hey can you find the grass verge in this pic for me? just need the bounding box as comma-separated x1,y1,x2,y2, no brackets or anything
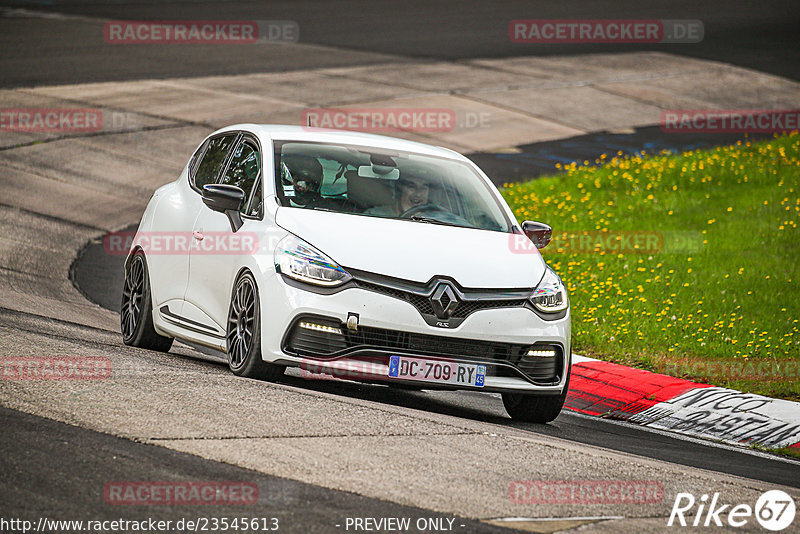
751,443,800,460
501,133,800,400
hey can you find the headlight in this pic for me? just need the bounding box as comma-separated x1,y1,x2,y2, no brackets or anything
530,268,568,313
275,235,351,287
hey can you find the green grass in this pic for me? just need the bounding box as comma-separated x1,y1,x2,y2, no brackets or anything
501,133,800,400
751,443,800,460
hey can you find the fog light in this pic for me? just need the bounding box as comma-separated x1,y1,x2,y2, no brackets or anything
298,321,343,335
526,348,557,358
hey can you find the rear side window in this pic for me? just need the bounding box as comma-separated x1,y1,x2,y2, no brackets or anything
193,134,237,190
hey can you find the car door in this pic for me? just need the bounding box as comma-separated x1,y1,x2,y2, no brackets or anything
183,134,264,337
147,132,239,319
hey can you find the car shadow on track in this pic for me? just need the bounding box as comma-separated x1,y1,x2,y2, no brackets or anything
178,342,536,427
280,370,513,424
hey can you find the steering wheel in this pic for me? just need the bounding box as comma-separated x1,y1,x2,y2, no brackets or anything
399,203,448,218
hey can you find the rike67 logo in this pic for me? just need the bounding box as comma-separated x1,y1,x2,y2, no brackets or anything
668,490,796,531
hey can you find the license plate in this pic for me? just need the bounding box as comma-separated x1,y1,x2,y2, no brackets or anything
387,356,485,387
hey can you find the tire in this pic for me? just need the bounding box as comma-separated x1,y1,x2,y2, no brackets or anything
226,272,284,381
502,362,571,423
121,251,174,352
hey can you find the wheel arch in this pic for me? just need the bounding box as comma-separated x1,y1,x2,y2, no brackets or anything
124,245,145,270
231,266,257,294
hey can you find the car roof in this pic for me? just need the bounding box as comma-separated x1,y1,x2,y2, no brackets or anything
209,124,468,162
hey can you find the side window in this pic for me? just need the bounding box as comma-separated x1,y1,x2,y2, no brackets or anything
193,134,237,190
220,139,262,216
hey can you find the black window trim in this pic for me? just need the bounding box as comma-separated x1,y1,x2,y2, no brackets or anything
188,141,206,178
189,131,241,194
214,131,265,221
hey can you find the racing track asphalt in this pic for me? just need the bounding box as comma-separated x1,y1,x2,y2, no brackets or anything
0,406,524,533
0,0,798,87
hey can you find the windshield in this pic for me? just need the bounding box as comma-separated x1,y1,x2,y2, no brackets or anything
273,141,511,232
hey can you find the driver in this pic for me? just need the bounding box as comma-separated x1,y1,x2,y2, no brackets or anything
283,155,330,209
364,173,431,216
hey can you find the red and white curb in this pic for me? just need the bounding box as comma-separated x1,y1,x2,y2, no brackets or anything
567,355,800,450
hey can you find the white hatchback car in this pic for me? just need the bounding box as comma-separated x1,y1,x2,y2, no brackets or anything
122,125,571,422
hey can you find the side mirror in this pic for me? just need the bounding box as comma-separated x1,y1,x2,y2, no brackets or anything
203,184,244,232
521,220,552,249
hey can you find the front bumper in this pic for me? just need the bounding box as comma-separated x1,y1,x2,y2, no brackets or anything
259,273,571,394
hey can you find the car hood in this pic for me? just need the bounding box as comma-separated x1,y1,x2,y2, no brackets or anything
275,208,547,288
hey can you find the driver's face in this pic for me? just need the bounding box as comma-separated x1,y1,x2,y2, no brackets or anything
293,178,317,193
398,176,429,213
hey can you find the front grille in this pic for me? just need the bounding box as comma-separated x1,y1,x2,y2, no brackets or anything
348,326,526,363
451,298,525,318
283,317,563,385
354,280,527,319
284,316,526,362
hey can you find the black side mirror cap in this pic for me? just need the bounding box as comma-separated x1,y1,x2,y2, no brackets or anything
521,220,552,249
202,184,245,232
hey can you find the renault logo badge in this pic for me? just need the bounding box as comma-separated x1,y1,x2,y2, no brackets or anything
431,283,459,319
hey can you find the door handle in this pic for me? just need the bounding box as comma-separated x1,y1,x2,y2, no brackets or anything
192,231,205,241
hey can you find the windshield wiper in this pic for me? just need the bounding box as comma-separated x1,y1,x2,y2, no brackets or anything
408,216,469,228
